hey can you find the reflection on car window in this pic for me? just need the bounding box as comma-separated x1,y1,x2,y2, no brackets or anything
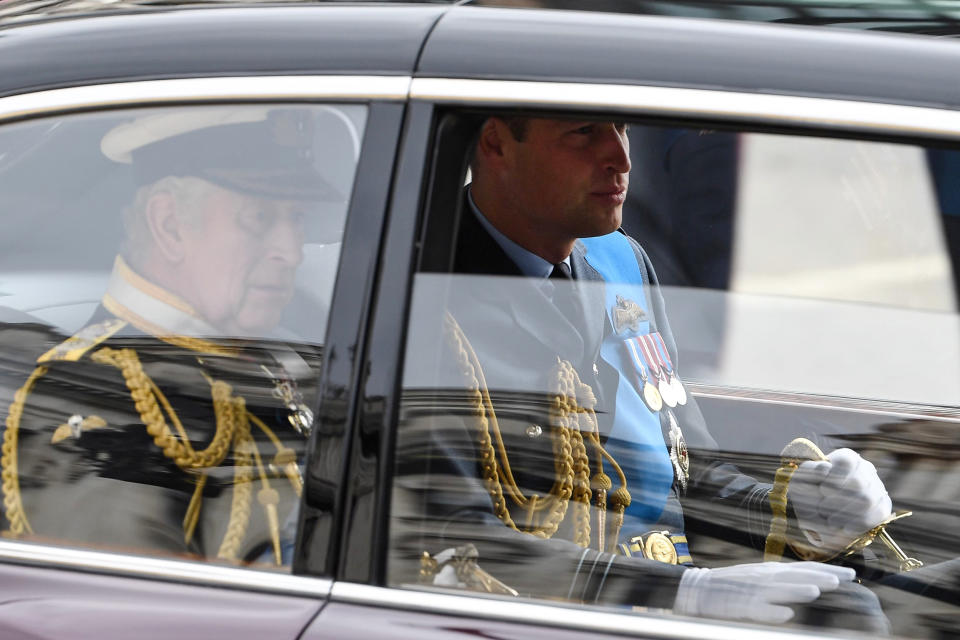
623,130,960,407
389,115,960,639
0,104,366,569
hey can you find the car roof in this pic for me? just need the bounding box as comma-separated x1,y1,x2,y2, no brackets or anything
3,0,959,35
422,5,960,111
0,0,958,113
0,4,447,97
469,0,960,37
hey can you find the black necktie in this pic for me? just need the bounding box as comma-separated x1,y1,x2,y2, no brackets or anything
549,262,580,325
549,262,572,280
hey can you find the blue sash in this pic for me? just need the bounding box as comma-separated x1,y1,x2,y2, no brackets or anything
580,232,674,535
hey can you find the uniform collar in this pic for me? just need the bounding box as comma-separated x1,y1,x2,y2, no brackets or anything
467,188,570,279
102,255,222,340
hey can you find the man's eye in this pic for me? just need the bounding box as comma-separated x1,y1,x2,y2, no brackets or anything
238,210,271,231
572,125,594,135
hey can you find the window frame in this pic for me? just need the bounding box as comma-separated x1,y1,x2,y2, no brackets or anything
346,79,960,636
0,74,407,591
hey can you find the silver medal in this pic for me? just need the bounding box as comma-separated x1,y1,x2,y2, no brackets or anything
659,377,677,408
670,375,687,406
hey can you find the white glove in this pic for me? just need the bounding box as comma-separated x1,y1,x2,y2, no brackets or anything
790,448,892,551
673,561,856,624
431,548,465,588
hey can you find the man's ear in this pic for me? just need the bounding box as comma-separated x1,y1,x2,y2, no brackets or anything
476,118,513,171
144,191,186,263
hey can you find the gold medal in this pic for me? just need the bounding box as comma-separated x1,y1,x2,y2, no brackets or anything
643,381,663,412
625,337,662,412
639,334,676,408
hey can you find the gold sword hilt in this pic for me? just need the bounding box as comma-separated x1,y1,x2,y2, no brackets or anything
877,525,923,572
419,544,519,596
781,438,922,572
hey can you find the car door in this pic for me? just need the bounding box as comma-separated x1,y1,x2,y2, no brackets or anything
0,6,437,636
305,6,960,640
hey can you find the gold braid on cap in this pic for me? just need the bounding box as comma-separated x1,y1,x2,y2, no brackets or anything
443,312,631,552
1,347,303,566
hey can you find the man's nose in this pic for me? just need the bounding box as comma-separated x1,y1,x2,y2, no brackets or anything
264,215,304,267
601,124,631,174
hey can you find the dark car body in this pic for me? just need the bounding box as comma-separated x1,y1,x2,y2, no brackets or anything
0,1,958,638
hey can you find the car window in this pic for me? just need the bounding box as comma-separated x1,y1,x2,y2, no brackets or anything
387,113,960,638
624,129,959,408
0,103,366,571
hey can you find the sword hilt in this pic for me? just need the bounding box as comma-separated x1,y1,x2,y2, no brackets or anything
419,544,519,596
876,527,924,572
780,438,922,572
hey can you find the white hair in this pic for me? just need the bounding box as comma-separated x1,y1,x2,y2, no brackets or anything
121,176,214,267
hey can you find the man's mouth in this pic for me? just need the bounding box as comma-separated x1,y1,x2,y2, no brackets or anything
591,186,627,203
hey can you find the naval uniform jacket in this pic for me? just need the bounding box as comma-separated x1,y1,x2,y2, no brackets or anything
0,272,315,563
393,201,773,608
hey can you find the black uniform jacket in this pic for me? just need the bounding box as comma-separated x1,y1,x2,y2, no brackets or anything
391,201,773,609
1,306,316,564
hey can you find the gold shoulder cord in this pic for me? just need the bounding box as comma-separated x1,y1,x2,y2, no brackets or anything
1,365,49,536
1,347,303,566
442,312,631,552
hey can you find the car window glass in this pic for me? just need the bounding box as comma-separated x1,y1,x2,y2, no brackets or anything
0,103,366,570
623,130,959,407
388,115,960,639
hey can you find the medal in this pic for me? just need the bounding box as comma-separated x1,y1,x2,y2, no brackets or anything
262,365,314,437
646,334,679,408
612,295,646,334
659,378,676,409
671,377,687,406
653,333,687,406
639,335,676,408
643,383,664,413
623,338,662,412
666,410,690,492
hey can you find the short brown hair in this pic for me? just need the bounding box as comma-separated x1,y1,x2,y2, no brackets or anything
502,117,529,142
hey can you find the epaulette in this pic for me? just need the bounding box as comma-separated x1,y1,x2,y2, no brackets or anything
37,318,127,363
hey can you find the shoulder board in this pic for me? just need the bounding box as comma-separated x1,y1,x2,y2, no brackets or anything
38,318,128,363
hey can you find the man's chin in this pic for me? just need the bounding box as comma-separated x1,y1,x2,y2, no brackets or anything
579,209,623,238
221,312,286,340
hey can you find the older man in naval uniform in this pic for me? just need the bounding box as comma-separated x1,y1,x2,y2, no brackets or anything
396,117,944,632
0,108,329,565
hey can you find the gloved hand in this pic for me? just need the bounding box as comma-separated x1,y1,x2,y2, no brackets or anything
790,448,892,551
673,561,856,624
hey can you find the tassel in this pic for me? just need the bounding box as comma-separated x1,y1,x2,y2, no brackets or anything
258,488,282,566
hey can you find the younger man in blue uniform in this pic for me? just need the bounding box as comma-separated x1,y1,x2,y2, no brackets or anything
397,117,917,632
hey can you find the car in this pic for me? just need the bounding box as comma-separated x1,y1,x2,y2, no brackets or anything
0,0,958,638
